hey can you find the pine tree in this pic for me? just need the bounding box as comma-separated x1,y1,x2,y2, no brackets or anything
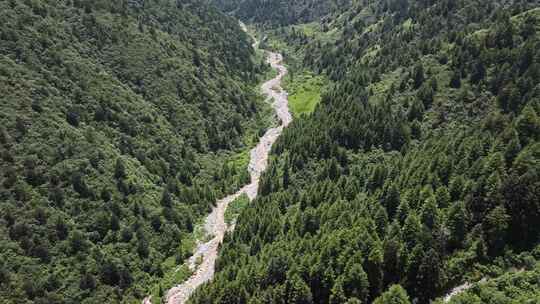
283,161,290,189
343,263,370,302
450,70,461,88
402,212,422,250
373,284,411,304
365,247,384,300
286,274,313,304
412,64,425,89
483,206,510,255
417,249,443,302
516,106,540,145
447,201,468,250
420,196,439,230
329,278,348,304
161,189,173,208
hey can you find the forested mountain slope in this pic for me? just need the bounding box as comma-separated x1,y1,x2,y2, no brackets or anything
191,0,540,303
213,0,351,27
0,0,265,303
442,262,540,303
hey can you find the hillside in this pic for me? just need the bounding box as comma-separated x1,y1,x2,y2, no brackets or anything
440,260,540,303
190,1,540,303
213,0,352,27
0,0,267,303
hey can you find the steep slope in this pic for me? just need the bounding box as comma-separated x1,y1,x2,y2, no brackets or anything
213,0,352,27
0,0,266,303
440,261,540,303
161,42,292,304
190,1,540,303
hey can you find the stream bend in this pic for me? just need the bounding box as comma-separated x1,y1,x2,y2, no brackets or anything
143,28,291,304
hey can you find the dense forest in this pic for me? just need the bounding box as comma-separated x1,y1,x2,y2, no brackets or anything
0,0,267,303
193,0,540,303
213,0,352,27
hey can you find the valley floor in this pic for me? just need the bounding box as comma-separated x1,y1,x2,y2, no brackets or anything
145,29,292,304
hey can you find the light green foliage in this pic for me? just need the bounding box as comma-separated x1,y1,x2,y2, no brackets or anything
213,0,353,26
284,72,327,117
225,194,250,225
444,262,540,304
374,285,411,304
150,260,192,303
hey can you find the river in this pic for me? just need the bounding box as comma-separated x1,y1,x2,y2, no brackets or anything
143,25,291,304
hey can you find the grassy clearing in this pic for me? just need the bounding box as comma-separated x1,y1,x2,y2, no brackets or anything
224,194,250,225
284,72,327,117
292,22,337,43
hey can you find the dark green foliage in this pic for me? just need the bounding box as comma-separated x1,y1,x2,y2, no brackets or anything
189,1,540,304
374,284,411,304
412,64,425,89
213,0,353,27
450,71,462,88
443,260,540,303
0,0,266,303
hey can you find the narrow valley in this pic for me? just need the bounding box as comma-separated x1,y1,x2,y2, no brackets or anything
145,29,292,304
